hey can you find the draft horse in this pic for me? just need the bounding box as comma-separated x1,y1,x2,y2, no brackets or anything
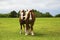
19,9,35,35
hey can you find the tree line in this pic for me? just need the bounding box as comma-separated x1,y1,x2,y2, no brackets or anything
0,9,60,18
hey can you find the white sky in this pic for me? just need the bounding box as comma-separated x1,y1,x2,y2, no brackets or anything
0,0,60,15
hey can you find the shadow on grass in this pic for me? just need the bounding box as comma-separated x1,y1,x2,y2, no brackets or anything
33,31,60,37
34,33,48,37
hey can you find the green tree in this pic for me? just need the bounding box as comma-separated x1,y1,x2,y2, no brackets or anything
55,14,60,17
17,11,20,17
9,10,17,18
43,12,53,17
33,9,43,17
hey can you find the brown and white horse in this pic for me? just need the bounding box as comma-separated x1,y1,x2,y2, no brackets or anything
19,9,35,35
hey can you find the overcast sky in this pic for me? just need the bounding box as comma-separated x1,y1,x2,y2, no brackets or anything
0,0,60,15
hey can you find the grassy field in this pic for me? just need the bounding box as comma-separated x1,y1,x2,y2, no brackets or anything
0,18,60,40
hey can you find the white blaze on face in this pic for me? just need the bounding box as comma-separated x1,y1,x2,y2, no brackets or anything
20,10,23,19
29,12,32,20
25,10,29,20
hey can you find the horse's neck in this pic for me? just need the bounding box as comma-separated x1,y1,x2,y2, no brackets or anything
25,11,32,20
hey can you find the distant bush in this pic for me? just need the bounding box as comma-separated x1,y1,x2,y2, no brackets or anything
0,14,9,18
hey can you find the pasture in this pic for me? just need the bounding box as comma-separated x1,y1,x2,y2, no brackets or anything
0,18,60,40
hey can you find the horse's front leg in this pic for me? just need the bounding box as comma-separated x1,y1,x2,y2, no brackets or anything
25,24,29,35
20,24,23,34
23,24,26,33
30,23,34,35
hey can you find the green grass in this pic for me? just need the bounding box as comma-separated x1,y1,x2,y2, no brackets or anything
0,18,60,40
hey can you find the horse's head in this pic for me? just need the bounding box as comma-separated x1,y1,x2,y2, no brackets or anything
20,9,35,20
25,9,34,20
20,10,26,20
20,10,25,15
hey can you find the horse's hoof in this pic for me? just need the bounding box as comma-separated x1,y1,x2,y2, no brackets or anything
31,34,34,36
31,33,34,36
25,33,28,35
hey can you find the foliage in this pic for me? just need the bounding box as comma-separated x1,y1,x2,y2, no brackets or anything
9,10,17,18
33,9,43,17
33,9,53,17
17,11,20,17
55,14,60,17
0,9,60,18
42,12,53,17
0,14,9,18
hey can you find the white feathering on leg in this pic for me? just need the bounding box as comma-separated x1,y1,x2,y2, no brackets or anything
31,31,34,35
